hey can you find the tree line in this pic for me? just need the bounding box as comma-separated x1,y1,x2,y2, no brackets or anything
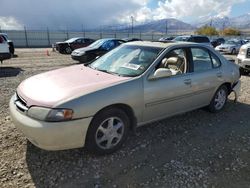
196,26,241,36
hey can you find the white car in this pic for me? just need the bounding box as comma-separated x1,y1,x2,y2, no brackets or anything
215,40,243,54
0,34,11,63
237,42,250,74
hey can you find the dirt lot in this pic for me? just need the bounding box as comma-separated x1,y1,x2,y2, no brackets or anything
0,49,250,188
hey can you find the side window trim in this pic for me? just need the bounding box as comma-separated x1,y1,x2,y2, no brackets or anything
209,51,222,69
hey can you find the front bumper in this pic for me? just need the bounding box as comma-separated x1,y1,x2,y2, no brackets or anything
237,56,250,70
215,48,232,54
9,95,92,150
0,52,11,61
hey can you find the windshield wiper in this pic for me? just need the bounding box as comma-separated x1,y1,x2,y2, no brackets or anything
88,66,132,77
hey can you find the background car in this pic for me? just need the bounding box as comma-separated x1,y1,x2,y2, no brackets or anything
54,37,95,54
10,41,241,154
237,42,250,74
0,33,14,56
211,38,225,48
0,35,11,63
173,35,211,46
158,36,175,42
215,39,243,54
71,38,125,63
122,38,142,42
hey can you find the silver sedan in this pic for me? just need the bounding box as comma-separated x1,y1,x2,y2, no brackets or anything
10,41,241,154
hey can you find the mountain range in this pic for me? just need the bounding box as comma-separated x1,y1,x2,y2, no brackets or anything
194,13,250,29
100,13,250,33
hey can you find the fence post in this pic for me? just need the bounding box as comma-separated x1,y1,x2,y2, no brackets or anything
24,26,28,47
82,24,85,37
47,27,50,46
66,28,69,39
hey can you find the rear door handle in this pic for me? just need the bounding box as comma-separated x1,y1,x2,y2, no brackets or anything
216,72,222,78
184,79,192,85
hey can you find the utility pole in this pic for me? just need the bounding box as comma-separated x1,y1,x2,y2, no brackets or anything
81,24,85,37
210,19,213,27
131,16,134,35
165,19,168,34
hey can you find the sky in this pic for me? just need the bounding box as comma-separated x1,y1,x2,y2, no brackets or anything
0,0,249,30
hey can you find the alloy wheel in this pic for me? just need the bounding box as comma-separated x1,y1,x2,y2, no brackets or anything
95,117,124,150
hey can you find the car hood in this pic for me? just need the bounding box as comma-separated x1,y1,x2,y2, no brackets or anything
218,44,236,48
17,65,130,107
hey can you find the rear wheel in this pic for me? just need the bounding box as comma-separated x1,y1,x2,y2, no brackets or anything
208,85,228,113
86,108,130,155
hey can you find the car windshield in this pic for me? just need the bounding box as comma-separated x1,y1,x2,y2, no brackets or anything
64,38,78,43
173,36,189,41
88,39,108,48
89,45,163,77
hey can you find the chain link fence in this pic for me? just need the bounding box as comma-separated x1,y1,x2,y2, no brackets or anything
1,28,249,48
0,27,195,47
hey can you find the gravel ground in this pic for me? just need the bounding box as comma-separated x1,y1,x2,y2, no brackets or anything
0,49,250,188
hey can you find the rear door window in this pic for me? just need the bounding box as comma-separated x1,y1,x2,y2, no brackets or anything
194,37,209,43
191,48,212,72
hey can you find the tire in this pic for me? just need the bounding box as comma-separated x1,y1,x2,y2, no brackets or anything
85,108,130,155
240,67,249,76
231,48,236,55
208,85,228,113
65,47,72,54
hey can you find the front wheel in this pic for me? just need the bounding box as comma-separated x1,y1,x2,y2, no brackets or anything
231,48,236,55
208,85,228,113
85,108,130,155
65,47,72,54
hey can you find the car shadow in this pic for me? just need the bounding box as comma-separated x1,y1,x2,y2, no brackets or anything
25,100,250,187
0,67,23,78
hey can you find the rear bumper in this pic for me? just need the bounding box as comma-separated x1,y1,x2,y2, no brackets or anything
71,54,89,63
232,80,241,102
9,95,92,150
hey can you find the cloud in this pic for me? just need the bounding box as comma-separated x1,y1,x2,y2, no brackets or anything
0,17,23,30
0,0,246,30
0,0,146,30
125,0,246,23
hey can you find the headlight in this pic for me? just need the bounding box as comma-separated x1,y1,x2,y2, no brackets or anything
27,106,51,121
46,109,73,122
239,48,246,55
27,107,73,122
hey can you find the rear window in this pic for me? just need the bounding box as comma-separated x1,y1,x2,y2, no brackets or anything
193,37,210,43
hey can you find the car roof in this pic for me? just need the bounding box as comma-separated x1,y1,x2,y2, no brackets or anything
177,35,208,38
123,41,207,49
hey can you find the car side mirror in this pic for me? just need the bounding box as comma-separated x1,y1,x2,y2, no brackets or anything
148,68,172,80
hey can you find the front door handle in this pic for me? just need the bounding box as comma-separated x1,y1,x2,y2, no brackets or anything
184,79,192,85
216,72,222,78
